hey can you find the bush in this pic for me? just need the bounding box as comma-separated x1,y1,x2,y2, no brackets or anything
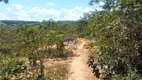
87,0,142,79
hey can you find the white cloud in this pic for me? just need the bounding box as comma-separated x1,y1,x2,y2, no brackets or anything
7,4,23,11
100,2,104,6
72,6,83,11
46,2,55,6
61,6,83,20
83,7,94,13
6,4,29,20
0,4,96,21
0,13,8,20
27,7,61,20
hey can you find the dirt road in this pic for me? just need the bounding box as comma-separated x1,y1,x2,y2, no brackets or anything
68,38,97,80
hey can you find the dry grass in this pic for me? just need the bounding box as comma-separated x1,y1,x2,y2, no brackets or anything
44,63,69,80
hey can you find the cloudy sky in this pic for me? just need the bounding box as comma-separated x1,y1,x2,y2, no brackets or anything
0,0,96,21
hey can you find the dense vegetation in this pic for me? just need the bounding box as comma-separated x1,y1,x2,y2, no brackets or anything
84,0,142,79
0,20,76,80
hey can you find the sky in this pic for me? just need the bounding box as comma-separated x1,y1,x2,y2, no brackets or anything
0,0,96,21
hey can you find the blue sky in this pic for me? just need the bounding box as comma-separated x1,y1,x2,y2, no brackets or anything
0,0,96,21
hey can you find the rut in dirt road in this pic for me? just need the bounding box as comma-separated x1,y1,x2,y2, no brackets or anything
68,39,97,80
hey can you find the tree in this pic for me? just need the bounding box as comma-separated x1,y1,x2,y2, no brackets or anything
87,0,142,79
89,0,116,11
0,0,8,4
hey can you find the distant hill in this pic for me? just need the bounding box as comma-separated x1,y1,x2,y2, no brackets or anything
0,20,40,25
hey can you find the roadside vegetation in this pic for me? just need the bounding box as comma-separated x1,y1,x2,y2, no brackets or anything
0,20,76,80
78,0,142,79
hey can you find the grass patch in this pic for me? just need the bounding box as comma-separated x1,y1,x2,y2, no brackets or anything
45,63,69,80
44,49,74,59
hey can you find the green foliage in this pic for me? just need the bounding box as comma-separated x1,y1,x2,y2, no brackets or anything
0,19,76,79
88,56,100,78
0,55,27,80
85,0,142,79
76,19,89,38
